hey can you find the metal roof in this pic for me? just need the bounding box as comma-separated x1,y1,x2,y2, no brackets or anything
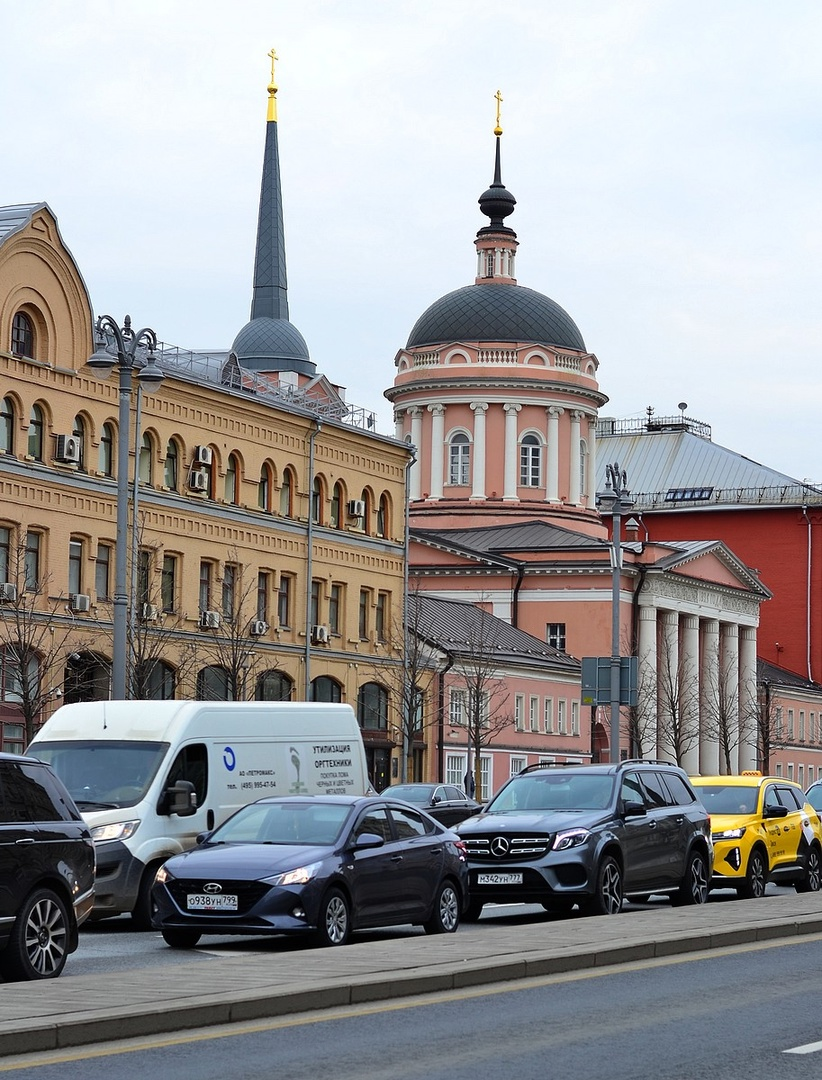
596,417,822,510
409,593,580,669
0,203,44,245
412,520,608,557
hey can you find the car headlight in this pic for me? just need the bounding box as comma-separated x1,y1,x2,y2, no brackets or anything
552,828,590,851
713,827,746,840
154,863,174,885
90,820,140,843
265,861,323,887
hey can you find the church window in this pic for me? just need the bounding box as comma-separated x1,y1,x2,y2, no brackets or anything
485,251,495,277
11,312,34,358
520,434,541,487
449,433,470,486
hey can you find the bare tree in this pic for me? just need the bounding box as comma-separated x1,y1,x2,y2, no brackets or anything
198,550,266,700
699,654,758,774
757,679,788,774
0,541,92,744
654,632,701,767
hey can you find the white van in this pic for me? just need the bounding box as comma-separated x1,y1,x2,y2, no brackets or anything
28,700,369,928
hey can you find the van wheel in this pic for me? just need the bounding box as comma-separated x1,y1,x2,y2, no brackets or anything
738,848,767,899
0,888,70,981
314,888,350,947
131,861,163,930
161,928,201,949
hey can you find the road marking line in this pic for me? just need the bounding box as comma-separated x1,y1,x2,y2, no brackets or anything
784,1039,822,1055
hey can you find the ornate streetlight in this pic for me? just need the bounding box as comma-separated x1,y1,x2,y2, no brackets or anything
87,315,164,699
596,462,634,763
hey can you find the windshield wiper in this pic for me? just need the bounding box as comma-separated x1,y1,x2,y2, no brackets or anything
75,800,121,810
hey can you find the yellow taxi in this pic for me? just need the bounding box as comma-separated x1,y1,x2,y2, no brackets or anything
689,773,822,898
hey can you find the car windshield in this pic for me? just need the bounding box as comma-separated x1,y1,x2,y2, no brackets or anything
388,785,435,804
28,740,168,809
693,785,759,815
807,787,822,812
489,772,614,812
210,801,351,846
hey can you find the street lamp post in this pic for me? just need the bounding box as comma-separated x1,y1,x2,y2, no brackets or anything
596,462,634,763
87,315,164,700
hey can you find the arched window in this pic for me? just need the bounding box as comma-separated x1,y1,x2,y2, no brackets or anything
99,423,115,477
311,477,323,525
310,676,342,703
255,670,294,701
258,463,273,511
27,405,44,460
138,432,152,484
72,415,86,470
134,659,176,700
1,397,15,454
331,482,343,529
164,439,179,490
449,433,470,486
520,434,542,487
279,467,294,516
225,453,239,504
357,682,389,730
196,665,232,701
376,493,389,538
360,491,372,535
11,312,34,358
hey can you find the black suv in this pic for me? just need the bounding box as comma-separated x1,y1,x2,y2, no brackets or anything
457,761,712,918
0,751,95,980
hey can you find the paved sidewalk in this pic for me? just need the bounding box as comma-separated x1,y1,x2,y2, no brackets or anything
2,892,822,1057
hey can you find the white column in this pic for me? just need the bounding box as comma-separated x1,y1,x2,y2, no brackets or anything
721,623,739,772
569,411,582,505
503,403,521,501
637,606,658,758
659,610,680,761
680,615,700,775
546,406,563,503
427,404,445,500
470,402,488,501
700,619,721,774
738,626,759,772
394,411,404,442
586,418,598,508
408,407,423,501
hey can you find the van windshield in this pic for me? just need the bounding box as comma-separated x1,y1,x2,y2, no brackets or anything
29,740,169,809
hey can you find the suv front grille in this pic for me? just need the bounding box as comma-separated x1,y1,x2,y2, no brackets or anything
464,834,553,862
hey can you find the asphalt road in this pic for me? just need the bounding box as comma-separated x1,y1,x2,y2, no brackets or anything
4,931,821,1080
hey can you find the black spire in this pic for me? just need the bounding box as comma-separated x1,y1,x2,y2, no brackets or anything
477,135,517,236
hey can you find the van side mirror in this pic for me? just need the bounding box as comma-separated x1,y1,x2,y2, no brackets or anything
166,779,197,817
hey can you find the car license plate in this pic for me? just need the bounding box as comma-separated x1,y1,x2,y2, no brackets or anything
186,893,238,911
476,872,523,886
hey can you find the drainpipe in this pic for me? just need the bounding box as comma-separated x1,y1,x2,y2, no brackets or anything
303,422,321,700
511,563,525,629
803,506,812,681
436,650,455,782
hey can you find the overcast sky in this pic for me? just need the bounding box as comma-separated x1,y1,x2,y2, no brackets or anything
3,1,821,479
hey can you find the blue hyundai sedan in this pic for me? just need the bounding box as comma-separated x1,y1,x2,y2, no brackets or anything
152,794,469,948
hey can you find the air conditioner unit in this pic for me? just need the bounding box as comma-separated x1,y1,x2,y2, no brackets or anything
0,582,18,603
141,603,159,622
193,445,213,466
347,499,366,518
311,624,330,645
200,610,221,630
55,434,81,464
70,593,91,613
249,619,268,636
188,469,209,492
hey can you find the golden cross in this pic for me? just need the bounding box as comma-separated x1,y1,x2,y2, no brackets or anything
269,48,278,85
494,89,503,135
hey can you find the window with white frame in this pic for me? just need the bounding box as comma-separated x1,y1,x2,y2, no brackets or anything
445,753,466,788
788,709,795,739
479,757,491,802
529,696,539,732
799,765,805,789
510,756,526,778
544,698,554,733
547,623,566,651
775,762,783,776
514,694,524,731
811,713,816,743
519,434,541,487
776,706,784,739
800,711,806,741
557,699,567,735
571,700,580,736
450,689,467,727
579,439,587,498
787,763,794,780
809,766,815,784
448,433,470,486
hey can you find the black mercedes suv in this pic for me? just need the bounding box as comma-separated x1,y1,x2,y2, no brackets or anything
0,752,95,980
457,760,712,918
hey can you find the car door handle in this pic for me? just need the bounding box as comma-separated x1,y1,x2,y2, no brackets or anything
15,838,36,844
391,854,403,862
674,816,684,825
648,821,657,829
